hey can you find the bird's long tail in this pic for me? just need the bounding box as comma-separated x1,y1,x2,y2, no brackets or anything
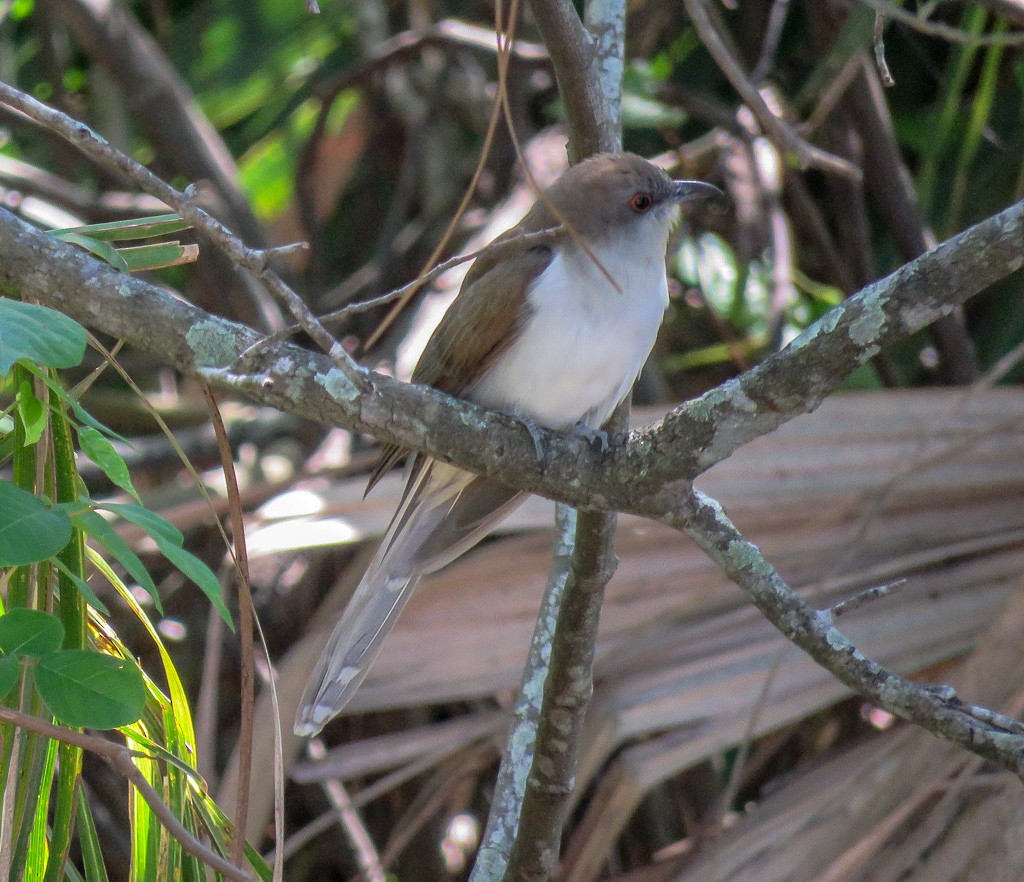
294,458,524,735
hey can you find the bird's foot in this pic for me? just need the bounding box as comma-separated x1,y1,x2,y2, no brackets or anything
574,423,611,453
513,412,547,463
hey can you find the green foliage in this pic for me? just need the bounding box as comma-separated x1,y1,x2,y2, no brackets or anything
0,300,87,374
0,287,261,881
0,481,73,566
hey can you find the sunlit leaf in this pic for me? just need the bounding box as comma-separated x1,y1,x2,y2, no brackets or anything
76,426,140,502
117,242,199,272
155,541,232,629
100,503,231,628
100,502,183,546
52,557,110,615
36,649,146,729
75,510,161,612
56,232,130,271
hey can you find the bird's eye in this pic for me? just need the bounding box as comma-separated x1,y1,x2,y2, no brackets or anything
628,192,654,213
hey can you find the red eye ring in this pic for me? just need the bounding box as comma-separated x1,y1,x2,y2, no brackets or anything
629,192,653,213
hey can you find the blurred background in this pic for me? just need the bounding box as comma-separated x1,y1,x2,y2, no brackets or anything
3,0,1024,880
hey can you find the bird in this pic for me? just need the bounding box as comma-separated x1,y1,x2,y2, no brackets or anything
294,152,721,736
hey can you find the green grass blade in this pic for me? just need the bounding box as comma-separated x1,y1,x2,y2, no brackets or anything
75,787,110,882
49,214,190,242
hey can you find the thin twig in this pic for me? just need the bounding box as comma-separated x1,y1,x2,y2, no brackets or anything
684,0,861,179
857,0,1024,45
0,707,258,882
751,0,791,84
306,739,385,882
829,579,907,618
873,12,896,86
504,505,618,882
360,3,520,352
0,82,358,376
258,227,564,344
471,506,578,882
673,489,1024,779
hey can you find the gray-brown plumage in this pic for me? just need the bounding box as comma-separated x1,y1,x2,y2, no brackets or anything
295,153,720,735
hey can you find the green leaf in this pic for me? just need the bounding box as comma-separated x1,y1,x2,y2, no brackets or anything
16,379,46,445
49,214,189,242
101,502,183,546
155,541,232,629
0,653,21,700
117,242,198,272
99,502,230,627
0,481,73,565
76,426,140,502
0,300,87,373
0,608,65,657
74,510,161,612
76,788,111,882
54,232,130,271
52,557,110,615
35,649,146,729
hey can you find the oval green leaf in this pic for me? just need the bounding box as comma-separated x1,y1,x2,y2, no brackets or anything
0,299,87,374
0,608,66,657
0,481,73,565
35,649,146,729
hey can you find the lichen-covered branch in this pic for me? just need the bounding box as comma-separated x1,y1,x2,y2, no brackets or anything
671,489,1024,779
3,193,1023,515
472,506,577,882
525,0,618,158
503,507,618,882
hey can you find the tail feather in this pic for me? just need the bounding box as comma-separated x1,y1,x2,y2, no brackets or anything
294,458,524,735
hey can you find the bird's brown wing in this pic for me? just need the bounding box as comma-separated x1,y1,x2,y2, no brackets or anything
365,240,555,495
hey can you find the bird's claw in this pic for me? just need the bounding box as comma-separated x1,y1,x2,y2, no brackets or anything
574,423,610,453
515,414,547,463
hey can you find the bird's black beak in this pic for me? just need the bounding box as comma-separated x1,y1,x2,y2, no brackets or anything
671,180,724,203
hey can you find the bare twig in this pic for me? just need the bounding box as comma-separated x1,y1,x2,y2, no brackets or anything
751,0,792,84
471,506,578,882
684,0,861,180
306,739,385,882
873,12,895,86
0,707,258,882
672,489,1024,779
504,505,619,882
830,579,907,618
856,0,1024,45
0,82,356,375
359,2,520,352
263,226,564,344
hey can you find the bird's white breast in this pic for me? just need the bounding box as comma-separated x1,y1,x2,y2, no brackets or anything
470,233,670,430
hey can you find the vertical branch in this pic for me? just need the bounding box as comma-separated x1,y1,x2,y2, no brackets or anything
477,0,626,879
470,507,577,882
525,0,620,158
503,507,619,882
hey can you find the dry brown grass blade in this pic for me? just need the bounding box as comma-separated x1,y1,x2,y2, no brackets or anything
201,383,256,867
